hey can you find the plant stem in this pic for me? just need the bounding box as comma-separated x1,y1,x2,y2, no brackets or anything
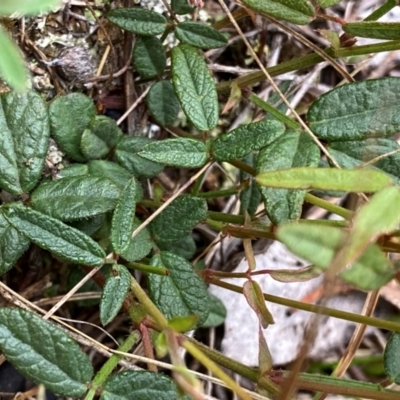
304,193,353,220
197,187,240,198
364,0,398,21
127,262,169,276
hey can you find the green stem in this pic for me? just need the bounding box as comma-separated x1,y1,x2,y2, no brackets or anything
207,210,245,224
86,332,140,400
217,40,400,94
364,0,398,21
197,187,240,198
207,277,400,333
305,193,353,220
248,93,300,130
127,262,169,276
130,276,168,329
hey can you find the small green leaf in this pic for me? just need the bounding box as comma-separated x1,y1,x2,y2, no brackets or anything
100,265,131,325
171,0,192,15
115,136,164,178
80,116,122,160
59,164,89,178
172,44,219,131
308,77,400,141
240,153,261,216
0,308,93,396
150,195,207,245
243,280,274,328
159,235,196,260
315,0,340,7
119,220,153,262
133,36,166,79
71,214,106,237
4,206,105,266
269,266,320,282
107,8,167,36
147,81,180,127
384,332,400,384
241,0,315,25
0,0,61,15
111,179,139,254
175,21,228,49
148,252,210,325
256,131,320,223
211,119,285,161
277,222,395,290
0,90,50,193
102,371,179,400
328,138,400,184
0,209,30,275
168,315,199,332
138,138,208,168
256,167,392,192
0,29,28,92
343,22,400,40
31,176,120,221
49,93,97,161
200,293,227,328
88,160,135,191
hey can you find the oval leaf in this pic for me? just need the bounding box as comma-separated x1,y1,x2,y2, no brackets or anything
102,370,179,400
148,252,210,325
115,136,164,178
0,209,30,275
150,195,207,245
256,131,320,224
172,44,218,131
241,0,315,25
200,293,227,328
100,265,131,325
147,80,180,127
133,36,166,79
256,167,393,192
384,332,400,384
171,0,192,14
120,219,153,262
107,8,167,36
49,93,97,162
211,119,285,161
308,77,400,141
0,29,28,92
31,176,120,221
138,138,207,168
175,21,228,49
343,22,400,40
0,308,93,396
4,206,105,266
111,179,139,254
88,160,135,190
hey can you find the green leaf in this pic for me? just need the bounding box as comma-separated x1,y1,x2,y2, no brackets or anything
175,21,228,49
384,332,400,384
111,179,139,254
200,293,227,328
133,36,166,79
31,176,120,221
158,235,196,260
343,22,400,40
308,77,400,141
4,206,105,266
328,138,400,184
107,8,167,36
59,164,89,178
80,116,122,160
102,371,179,400
256,131,320,223
147,80,180,127
115,136,164,178
171,0,192,15
240,0,315,25
277,222,395,290
315,0,340,7
150,195,207,245
0,308,93,396
0,29,28,92
172,44,219,131
0,209,30,275
71,214,106,237
256,167,393,192
100,264,131,325
49,93,96,162
269,266,320,282
211,119,285,161
168,315,199,332
88,160,135,191
240,153,262,216
0,0,61,15
138,138,208,168
0,90,49,193
119,219,153,262
148,252,210,325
